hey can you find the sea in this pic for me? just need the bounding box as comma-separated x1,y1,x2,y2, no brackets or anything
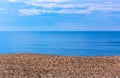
0,31,120,56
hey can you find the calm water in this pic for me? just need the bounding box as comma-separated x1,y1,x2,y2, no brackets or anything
0,31,120,56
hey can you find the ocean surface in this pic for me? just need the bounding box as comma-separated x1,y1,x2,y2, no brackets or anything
0,31,120,56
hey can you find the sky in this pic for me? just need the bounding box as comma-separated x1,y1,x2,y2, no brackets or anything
0,0,120,31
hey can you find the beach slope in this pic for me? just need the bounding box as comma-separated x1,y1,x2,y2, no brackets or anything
0,54,120,78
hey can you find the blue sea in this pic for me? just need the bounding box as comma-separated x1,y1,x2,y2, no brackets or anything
0,31,120,56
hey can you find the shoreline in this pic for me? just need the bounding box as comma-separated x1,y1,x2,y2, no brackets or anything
0,54,120,78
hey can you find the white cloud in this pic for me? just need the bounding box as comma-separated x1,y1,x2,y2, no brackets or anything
8,0,68,3
26,0,68,3
7,0,120,15
8,0,16,2
19,8,90,15
19,8,41,15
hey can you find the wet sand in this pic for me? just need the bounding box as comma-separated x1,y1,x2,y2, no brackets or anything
0,54,120,78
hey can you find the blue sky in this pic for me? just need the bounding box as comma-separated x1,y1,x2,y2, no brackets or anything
0,0,120,31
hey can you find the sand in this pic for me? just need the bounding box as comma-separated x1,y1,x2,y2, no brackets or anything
0,54,120,78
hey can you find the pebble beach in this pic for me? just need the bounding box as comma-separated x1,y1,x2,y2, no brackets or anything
0,54,120,78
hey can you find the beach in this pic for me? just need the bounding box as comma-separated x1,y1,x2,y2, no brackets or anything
0,54,119,78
